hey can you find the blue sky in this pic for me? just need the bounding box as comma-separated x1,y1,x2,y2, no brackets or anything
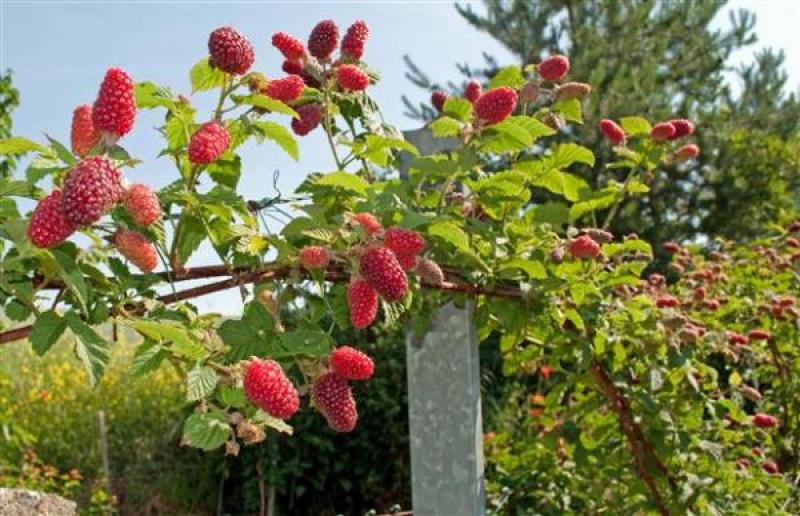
1,0,797,313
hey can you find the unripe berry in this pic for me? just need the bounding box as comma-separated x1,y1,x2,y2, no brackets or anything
114,229,158,273
675,143,700,161
553,82,592,101
123,183,162,226
414,256,445,285
298,245,331,269
598,119,625,145
538,55,570,82
208,26,254,75
520,81,540,103
351,212,382,236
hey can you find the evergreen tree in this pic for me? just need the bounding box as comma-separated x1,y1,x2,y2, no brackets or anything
0,70,20,179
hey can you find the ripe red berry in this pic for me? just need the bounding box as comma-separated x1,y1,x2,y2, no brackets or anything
788,221,800,233
115,229,158,273
748,329,771,341
123,183,161,226
474,87,518,126
669,119,695,139
61,156,122,226
650,122,676,142
330,346,374,380
92,68,136,142
431,90,447,112
395,253,417,272
675,143,700,161
188,122,230,165
282,59,305,75
266,75,305,103
348,279,378,329
312,372,357,432
414,256,445,285
208,26,254,75
753,413,779,429
704,299,720,311
538,55,570,82
243,358,300,420
567,235,601,259
761,460,780,475
599,119,625,145
693,286,706,302
663,241,681,253
384,227,426,256
272,32,306,61
463,80,482,104
352,212,382,236
308,20,339,60
360,247,409,301
336,64,369,91
70,105,99,157
27,190,77,248
291,103,322,136
655,296,680,308
298,245,331,269
727,332,749,346
341,20,369,60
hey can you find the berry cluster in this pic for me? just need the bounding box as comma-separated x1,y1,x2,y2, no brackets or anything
312,346,374,432
599,115,700,162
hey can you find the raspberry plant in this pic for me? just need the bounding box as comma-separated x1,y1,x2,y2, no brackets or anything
0,20,799,514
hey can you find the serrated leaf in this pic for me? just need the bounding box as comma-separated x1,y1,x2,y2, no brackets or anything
315,171,369,196
0,180,35,198
531,168,590,202
551,98,583,123
125,319,206,360
442,97,473,122
187,366,218,402
489,65,524,89
131,339,167,377
551,143,595,168
360,134,418,167
252,410,293,435
182,412,229,451
499,258,547,279
619,116,651,136
65,312,110,387
253,121,299,160
231,94,298,118
0,137,46,156
277,328,334,358
29,311,67,355
428,221,469,252
51,246,90,314
429,116,462,138
190,58,226,93
529,202,569,226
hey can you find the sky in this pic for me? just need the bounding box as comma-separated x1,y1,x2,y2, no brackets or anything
0,0,798,313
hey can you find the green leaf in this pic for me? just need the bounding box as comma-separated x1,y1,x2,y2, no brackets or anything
182,412,229,451
46,135,76,166
551,143,595,168
428,221,470,252
190,58,226,93
231,94,298,118
125,319,207,360
252,121,299,161
489,65,524,89
65,313,110,387
253,411,294,435
219,302,275,361
499,258,547,279
360,134,418,167
175,214,206,267
0,137,46,156
187,366,218,402
429,116,462,138
277,328,334,358
130,339,167,377
0,180,36,198
531,168,590,202
619,116,652,136
529,202,570,226
135,81,176,109
29,311,67,355
52,246,90,314
442,97,473,122
551,98,583,123
315,171,369,196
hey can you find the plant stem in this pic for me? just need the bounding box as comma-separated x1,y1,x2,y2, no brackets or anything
602,166,638,230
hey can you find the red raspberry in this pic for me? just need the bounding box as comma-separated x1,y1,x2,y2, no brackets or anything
599,119,625,145
567,235,601,259
693,286,706,302
474,87,518,125
395,253,417,272
188,122,230,165
336,64,369,91
282,59,305,75
92,68,136,142
384,227,426,256
266,75,305,103
650,122,676,142
291,103,323,136
115,229,158,273
675,144,700,161
360,247,409,301
414,256,445,285
208,26,254,75
788,221,800,233
704,299,720,311
27,190,77,248
312,372,357,432
308,20,339,61
748,329,771,341
786,236,800,248
753,413,779,429
669,119,695,139
341,20,369,60
272,32,306,61
70,105,99,157
243,358,300,420
348,279,378,329
463,80,482,104
352,212,382,236
648,273,665,286
655,296,680,309
61,156,122,225
298,245,331,269
761,460,780,475
727,332,749,346
330,346,374,380
663,241,681,253
123,183,161,226
431,90,447,112
553,82,592,101
538,55,570,82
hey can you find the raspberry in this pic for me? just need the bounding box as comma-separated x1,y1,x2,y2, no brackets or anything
188,122,230,165
728,332,749,346
414,256,445,285
265,75,305,103
704,299,720,311
431,90,447,112
599,119,625,145
61,156,122,225
70,105,99,157
348,279,378,329
788,221,800,233
663,241,681,253
474,87,518,126
312,372,357,432
272,32,306,61
740,385,762,402
753,413,779,429
330,346,374,380
463,80,482,104
761,460,780,475
360,247,408,301
291,104,322,136
352,212,382,236
92,68,136,142
675,144,700,161
27,190,77,248
298,245,331,269
282,59,305,75
748,329,771,341
243,358,300,420
123,183,161,226
208,26,254,75
115,229,158,272
336,64,369,91
384,227,426,256
308,20,339,61
538,55,570,81
554,82,592,101
650,122,676,142
395,253,417,272
567,235,601,259
341,20,368,60
655,296,680,308
787,236,800,248
669,119,695,139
